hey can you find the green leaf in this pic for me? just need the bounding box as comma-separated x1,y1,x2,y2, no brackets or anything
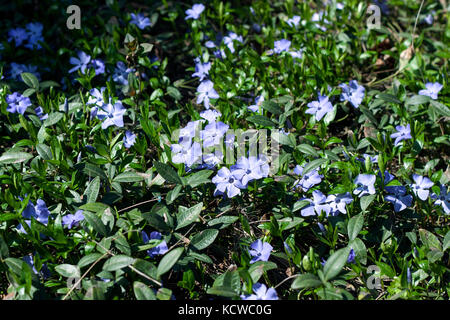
302,158,327,175
102,255,135,271
292,200,310,213
5,258,24,275
323,247,351,281
376,262,395,278
272,131,295,147
78,253,104,268
207,216,239,229
133,281,157,300
43,112,64,127
0,152,33,165
419,229,442,251
36,143,52,160
83,211,108,236
427,249,444,263
167,86,182,101
142,212,170,232
291,273,323,289
296,144,319,157
21,72,39,89
79,202,109,213
405,95,431,106
430,100,450,117
186,170,213,188
176,202,203,230
113,171,147,183
261,100,282,114
347,213,364,241
376,93,401,104
359,105,378,127
187,251,213,264
248,261,277,283
349,238,367,265
156,287,173,300
22,88,36,97
154,161,183,184
82,163,108,180
360,194,376,212
246,115,276,127
156,247,184,278
206,286,239,298
190,229,219,250
55,264,81,278
84,176,101,204
443,231,450,252
0,234,9,259
39,80,60,90
166,185,182,204
139,43,154,54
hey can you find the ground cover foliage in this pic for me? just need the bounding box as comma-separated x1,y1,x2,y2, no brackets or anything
0,0,449,300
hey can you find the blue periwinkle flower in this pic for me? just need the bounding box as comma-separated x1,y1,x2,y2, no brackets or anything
23,254,51,279
212,167,245,198
200,121,229,148
353,174,376,197
293,165,323,192
248,239,273,263
10,63,41,81
286,16,301,28
200,109,221,123
142,231,169,258
273,39,291,54
123,130,137,148
8,27,28,46
379,170,395,186
424,13,434,25
185,4,205,20
35,106,48,121
192,58,211,81
240,283,278,300
418,82,443,100
6,92,32,115
62,210,85,229
196,80,220,109
326,192,353,215
430,185,450,215
112,61,135,86
299,190,331,217
130,13,151,29
410,174,433,201
230,156,263,187
69,51,91,74
223,32,243,53
390,124,412,147
347,248,356,263
171,140,202,168
17,199,50,234
96,100,126,129
385,186,413,212
306,94,333,121
90,59,105,75
248,95,264,112
24,22,44,49
339,80,365,108
357,154,378,164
